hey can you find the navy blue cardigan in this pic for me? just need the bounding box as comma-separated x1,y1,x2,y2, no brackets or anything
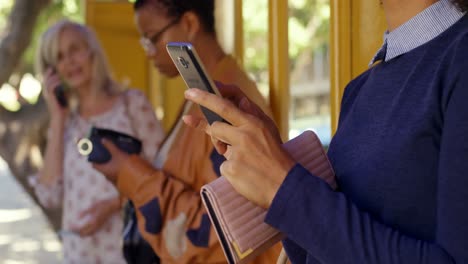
266,15,468,264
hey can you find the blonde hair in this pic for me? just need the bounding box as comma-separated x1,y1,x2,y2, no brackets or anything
35,20,121,106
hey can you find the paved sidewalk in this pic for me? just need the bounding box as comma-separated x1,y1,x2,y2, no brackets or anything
0,159,62,264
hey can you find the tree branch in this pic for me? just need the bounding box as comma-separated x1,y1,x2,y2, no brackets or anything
0,0,51,85
0,0,61,231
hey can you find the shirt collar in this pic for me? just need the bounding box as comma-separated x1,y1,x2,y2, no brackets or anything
370,0,465,66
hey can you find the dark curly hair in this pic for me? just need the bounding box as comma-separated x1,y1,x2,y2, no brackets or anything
452,0,468,11
134,0,215,34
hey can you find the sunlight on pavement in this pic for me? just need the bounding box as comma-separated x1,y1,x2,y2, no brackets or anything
0,235,11,245
4,260,36,264
43,239,62,252
0,158,62,263
11,239,41,252
0,158,6,170
0,209,32,223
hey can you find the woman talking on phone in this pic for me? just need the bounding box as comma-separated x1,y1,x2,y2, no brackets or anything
32,20,164,263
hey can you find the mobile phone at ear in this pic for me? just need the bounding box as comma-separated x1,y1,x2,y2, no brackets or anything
166,42,224,125
54,84,68,107
50,68,68,107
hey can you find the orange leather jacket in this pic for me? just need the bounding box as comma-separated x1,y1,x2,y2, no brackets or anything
117,55,281,263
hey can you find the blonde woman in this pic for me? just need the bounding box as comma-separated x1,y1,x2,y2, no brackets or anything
33,20,164,263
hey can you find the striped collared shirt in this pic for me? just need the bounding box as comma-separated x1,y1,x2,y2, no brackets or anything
369,0,465,66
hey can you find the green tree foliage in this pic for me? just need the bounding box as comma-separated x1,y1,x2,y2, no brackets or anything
289,0,329,63
1,0,83,82
243,0,330,82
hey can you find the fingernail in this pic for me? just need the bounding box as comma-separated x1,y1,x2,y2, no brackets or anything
184,89,197,98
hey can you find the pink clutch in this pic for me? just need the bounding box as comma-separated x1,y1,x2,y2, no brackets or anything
201,131,336,264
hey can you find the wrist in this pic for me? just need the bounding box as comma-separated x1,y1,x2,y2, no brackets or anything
102,197,121,217
265,157,296,208
265,175,285,208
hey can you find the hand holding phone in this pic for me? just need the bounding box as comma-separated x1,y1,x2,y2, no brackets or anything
77,127,142,164
166,42,224,124
45,67,68,108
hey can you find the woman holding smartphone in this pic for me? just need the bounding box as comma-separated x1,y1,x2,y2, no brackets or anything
33,20,164,263
184,0,468,263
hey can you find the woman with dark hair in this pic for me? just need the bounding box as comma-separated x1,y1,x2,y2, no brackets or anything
184,0,468,263
93,0,281,263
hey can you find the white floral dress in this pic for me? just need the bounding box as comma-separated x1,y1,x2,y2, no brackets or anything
33,89,165,264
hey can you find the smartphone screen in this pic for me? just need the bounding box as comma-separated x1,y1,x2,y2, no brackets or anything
166,42,224,124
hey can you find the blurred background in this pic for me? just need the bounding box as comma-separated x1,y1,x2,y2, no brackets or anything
0,2,82,262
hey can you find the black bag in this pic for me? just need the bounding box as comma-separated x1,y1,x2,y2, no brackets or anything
123,201,160,264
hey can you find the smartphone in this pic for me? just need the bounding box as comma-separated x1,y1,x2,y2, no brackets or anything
50,68,68,107
166,42,224,124
54,84,68,107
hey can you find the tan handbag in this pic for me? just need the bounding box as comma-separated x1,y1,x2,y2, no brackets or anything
201,130,336,264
